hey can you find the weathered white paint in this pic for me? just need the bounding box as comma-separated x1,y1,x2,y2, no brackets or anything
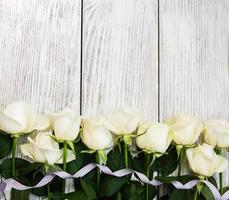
82,0,158,120
0,0,81,199
160,0,229,120
0,0,229,199
0,0,81,112
160,0,229,185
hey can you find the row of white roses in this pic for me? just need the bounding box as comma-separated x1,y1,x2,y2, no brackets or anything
0,101,228,177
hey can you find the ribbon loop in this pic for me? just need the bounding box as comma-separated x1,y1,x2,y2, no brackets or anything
0,163,228,200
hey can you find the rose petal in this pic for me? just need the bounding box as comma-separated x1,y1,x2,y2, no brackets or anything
33,115,50,131
28,136,61,164
186,148,196,173
214,154,228,173
56,149,75,164
54,115,80,141
0,112,24,134
20,143,35,160
3,101,31,131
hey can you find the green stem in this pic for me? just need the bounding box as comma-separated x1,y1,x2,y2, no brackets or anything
217,149,223,194
219,172,223,195
44,164,51,200
178,146,184,176
178,162,181,176
96,152,100,193
62,141,68,193
124,143,128,168
145,153,150,200
63,142,67,171
193,187,198,200
12,136,19,178
116,192,122,200
157,170,159,199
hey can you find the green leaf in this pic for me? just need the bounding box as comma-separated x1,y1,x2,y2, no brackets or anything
31,170,47,197
32,175,64,197
131,153,145,174
0,159,45,197
52,190,87,200
70,141,97,194
200,177,217,200
156,175,197,184
200,185,215,200
66,160,78,174
223,186,229,194
18,163,43,175
169,189,194,200
106,146,125,171
68,190,87,200
1,158,34,200
67,141,96,174
151,146,178,176
99,176,129,197
31,186,47,197
0,132,12,158
80,178,96,200
114,192,122,200
207,176,217,187
0,158,35,182
51,177,64,194
123,181,145,200
159,195,170,200
122,181,152,200
67,141,76,155
10,188,30,200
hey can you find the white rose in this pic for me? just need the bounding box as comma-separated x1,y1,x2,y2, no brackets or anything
81,117,113,150
136,122,173,154
0,101,50,135
165,114,203,145
49,108,81,141
186,143,228,177
102,108,142,135
204,120,229,148
20,131,74,165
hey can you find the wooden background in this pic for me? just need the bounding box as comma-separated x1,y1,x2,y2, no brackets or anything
0,0,228,199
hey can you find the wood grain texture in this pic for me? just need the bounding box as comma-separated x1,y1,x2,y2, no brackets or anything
0,0,229,199
159,0,229,120
0,0,81,199
82,0,158,119
159,0,229,184
0,0,81,113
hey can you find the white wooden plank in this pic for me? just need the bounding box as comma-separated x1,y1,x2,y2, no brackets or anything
0,0,81,199
0,0,81,113
82,0,158,120
160,0,229,185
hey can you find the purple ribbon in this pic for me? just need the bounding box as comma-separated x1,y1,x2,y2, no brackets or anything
0,163,228,200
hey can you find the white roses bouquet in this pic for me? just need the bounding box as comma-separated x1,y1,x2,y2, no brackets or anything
0,102,228,200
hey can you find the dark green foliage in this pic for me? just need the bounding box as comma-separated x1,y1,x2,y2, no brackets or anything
0,131,12,158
